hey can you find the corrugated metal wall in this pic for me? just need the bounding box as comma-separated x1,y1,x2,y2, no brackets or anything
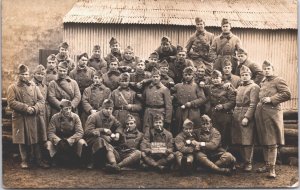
64,23,298,110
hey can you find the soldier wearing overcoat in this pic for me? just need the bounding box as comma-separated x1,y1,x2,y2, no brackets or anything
87,45,108,73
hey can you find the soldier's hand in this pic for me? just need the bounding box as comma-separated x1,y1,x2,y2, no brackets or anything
92,130,100,136
223,82,231,89
104,128,112,135
27,107,35,114
66,138,75,145
90,109,97,114
241,118,249,126
185,102,192,108
125,104,133,110
195,145,201,151
215,104,223,111
262,97,271,104
136,82,143,89
199,81,205,88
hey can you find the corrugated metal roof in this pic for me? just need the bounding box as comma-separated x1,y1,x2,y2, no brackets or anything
63,0,297,29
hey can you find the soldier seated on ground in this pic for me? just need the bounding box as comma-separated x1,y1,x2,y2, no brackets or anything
175,119,199,175
46,99,87,167
194,115,236,175
140,114,175,172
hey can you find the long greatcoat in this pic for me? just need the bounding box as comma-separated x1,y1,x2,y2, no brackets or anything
7,81,46,144
232,80,260,145
255,76,291,145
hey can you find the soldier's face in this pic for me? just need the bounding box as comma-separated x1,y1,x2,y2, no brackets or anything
195,22,205,32
123,51,134,61
93,76,103,84
34,72,45,82
136,62,145,71
212,76,222,85
196,68,205,77
161,42,171,52
126,120,136,131
59,47,68,56
93,50,101,58
222,65,232,75
241,73,251,82
102,107,113,116
183,126,194,136
263,66,274,77
201,121,212,132
152,74,161,84
183,73,193,82
149,57,158,63
153,120,164,131
109,62,119,71
177,52,186,62
19,72,30,82
119,81,129,88
58,67,68,79
47,60,57,70
110,43,120,53
62,107,72,117
237,53,247,63
159,67,169,76
221,24,231,33
78,56,88,67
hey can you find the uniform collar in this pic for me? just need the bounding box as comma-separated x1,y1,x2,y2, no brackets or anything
32,78,44,87
76,66,87,72
17,80,31,87
196,30,206,36
241,80,253,86
91,83,105,90
58,112,73,121
57,76,71,82
220,32,233,39
264,75,277,81
46,68,57,74
149,82,162,89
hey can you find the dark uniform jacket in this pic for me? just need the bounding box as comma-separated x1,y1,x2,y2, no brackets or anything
87,55,108,73
103,70,121,91
168,58,194,84
44,68,58,86
104,51,123,64
155,45,178,62
185,30,214,53
69,66,95,93
175,132,197,154
115,127,144,150
222,74,241,89
235,59,264,84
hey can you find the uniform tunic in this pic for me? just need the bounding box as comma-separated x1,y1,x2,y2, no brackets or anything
160,75,174,89
104,51,123,64
232,80,260,145
168,59,195,84
222,74,241,89
102,70,121,91
185,30,214,53
119,56,140,73
87,55,108,74
155,45,177,62
44,69,57,86
56,53,75,72
175,131,197,155
69,66,95,93
255,76,291,145
235,59,264,85
7,81,46,144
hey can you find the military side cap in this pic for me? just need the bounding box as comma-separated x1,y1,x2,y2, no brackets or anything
151,67,161,76
159,60,169,68
58,61,69,70
126,114,136,123
47,54,57,62
183,66,194,74
262,60,273,68
153,114,164,122
149,51,159,59
195,17,204,24
93,45,101,51
17,64,29,74
119,72,130,82
201,114,211,123
211,70,222,78
102,99,114,108
59,42,69,49
237,48,248,55
60,99,72,108
110,56,119,63
221,18,230,26
94,70,103,78
161,36,171,43
109,37,118,46
240,65,252,75
177,45,187,53
223,59,232,67
124,46,134,53
183,119,194,128
33,65,46,74
78,52,89,60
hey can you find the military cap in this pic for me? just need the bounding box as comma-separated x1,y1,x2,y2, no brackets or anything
93,45,101,51
93,70,103,78
196,64,206,71
161,36,171,44
211,70,222,78
240,65,252,75
126,114,136,123
153,114,164,122
262,60,273,69
177,45,187,53
200,114,211,123
195,17,204,24
47,54,58,62
183,66,194,74
158,60,169,68
60,99,72,108
237,48,248,55
33,65,46,74
102,99,114,108
221,18,230,26
58,61,69,70
59,42,69,49
149,51,159,59
17,64,29,74
110,56,119,63
119,72,130,82
109,37,119,46
78,52,89,60
124,46,134,53
151,67,161,76
183,119,194,128
222,59,232,67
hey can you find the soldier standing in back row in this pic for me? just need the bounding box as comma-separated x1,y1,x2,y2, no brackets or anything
209,18,242,74
44,54,58,86
221,59,241,89
255,61,291,178
103,57,121,91
104,37,123,64
119,46,140,73
87,45,108,74
56,42,75,72
145,52,160,72
155,36,177,63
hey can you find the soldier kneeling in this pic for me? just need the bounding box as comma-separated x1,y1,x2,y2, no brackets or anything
46,99,87,167
194,115,236,175
140,114,175,172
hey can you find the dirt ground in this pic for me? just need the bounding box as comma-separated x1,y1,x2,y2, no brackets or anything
2,151,298,189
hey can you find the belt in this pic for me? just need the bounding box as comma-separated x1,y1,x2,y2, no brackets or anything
235,103,250,107
146,105,165,109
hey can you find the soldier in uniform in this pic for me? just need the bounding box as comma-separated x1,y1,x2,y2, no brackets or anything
145,51,160,72
232,65,260,172
172,66,206,135
104,37,123,64
110,72,143,131
87,45,108,73
44,54,58,86
140,114,175,172
70,52,95,94
103,57,121,91
155,36,177,63
168,45,194,84
158,60,175,89
56,42,75,72
46,99,86,167
255,61,291,178
142,68,172,132
7,64,49,168
204,70,236,148
222,59,241,89
129,60,152,94
84,99,122,170
175,119,199,175
81,70,111,127
235,48,264,85
47,61,81,117
119,46,140,73
209,18,242,74
194,115,236,175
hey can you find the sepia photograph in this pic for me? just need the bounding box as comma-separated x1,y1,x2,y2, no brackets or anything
2,0,298,188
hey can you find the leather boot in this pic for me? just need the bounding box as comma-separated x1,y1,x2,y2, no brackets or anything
266,146,277,178
256,162,270,173
198,157,231,175
243,145,253,172
268,165,276,178
118,151,141,168
19,144,29,169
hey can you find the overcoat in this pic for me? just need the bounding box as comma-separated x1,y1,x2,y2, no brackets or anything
255,76,291,145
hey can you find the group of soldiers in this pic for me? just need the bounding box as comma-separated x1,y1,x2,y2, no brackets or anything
7,17,291,178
